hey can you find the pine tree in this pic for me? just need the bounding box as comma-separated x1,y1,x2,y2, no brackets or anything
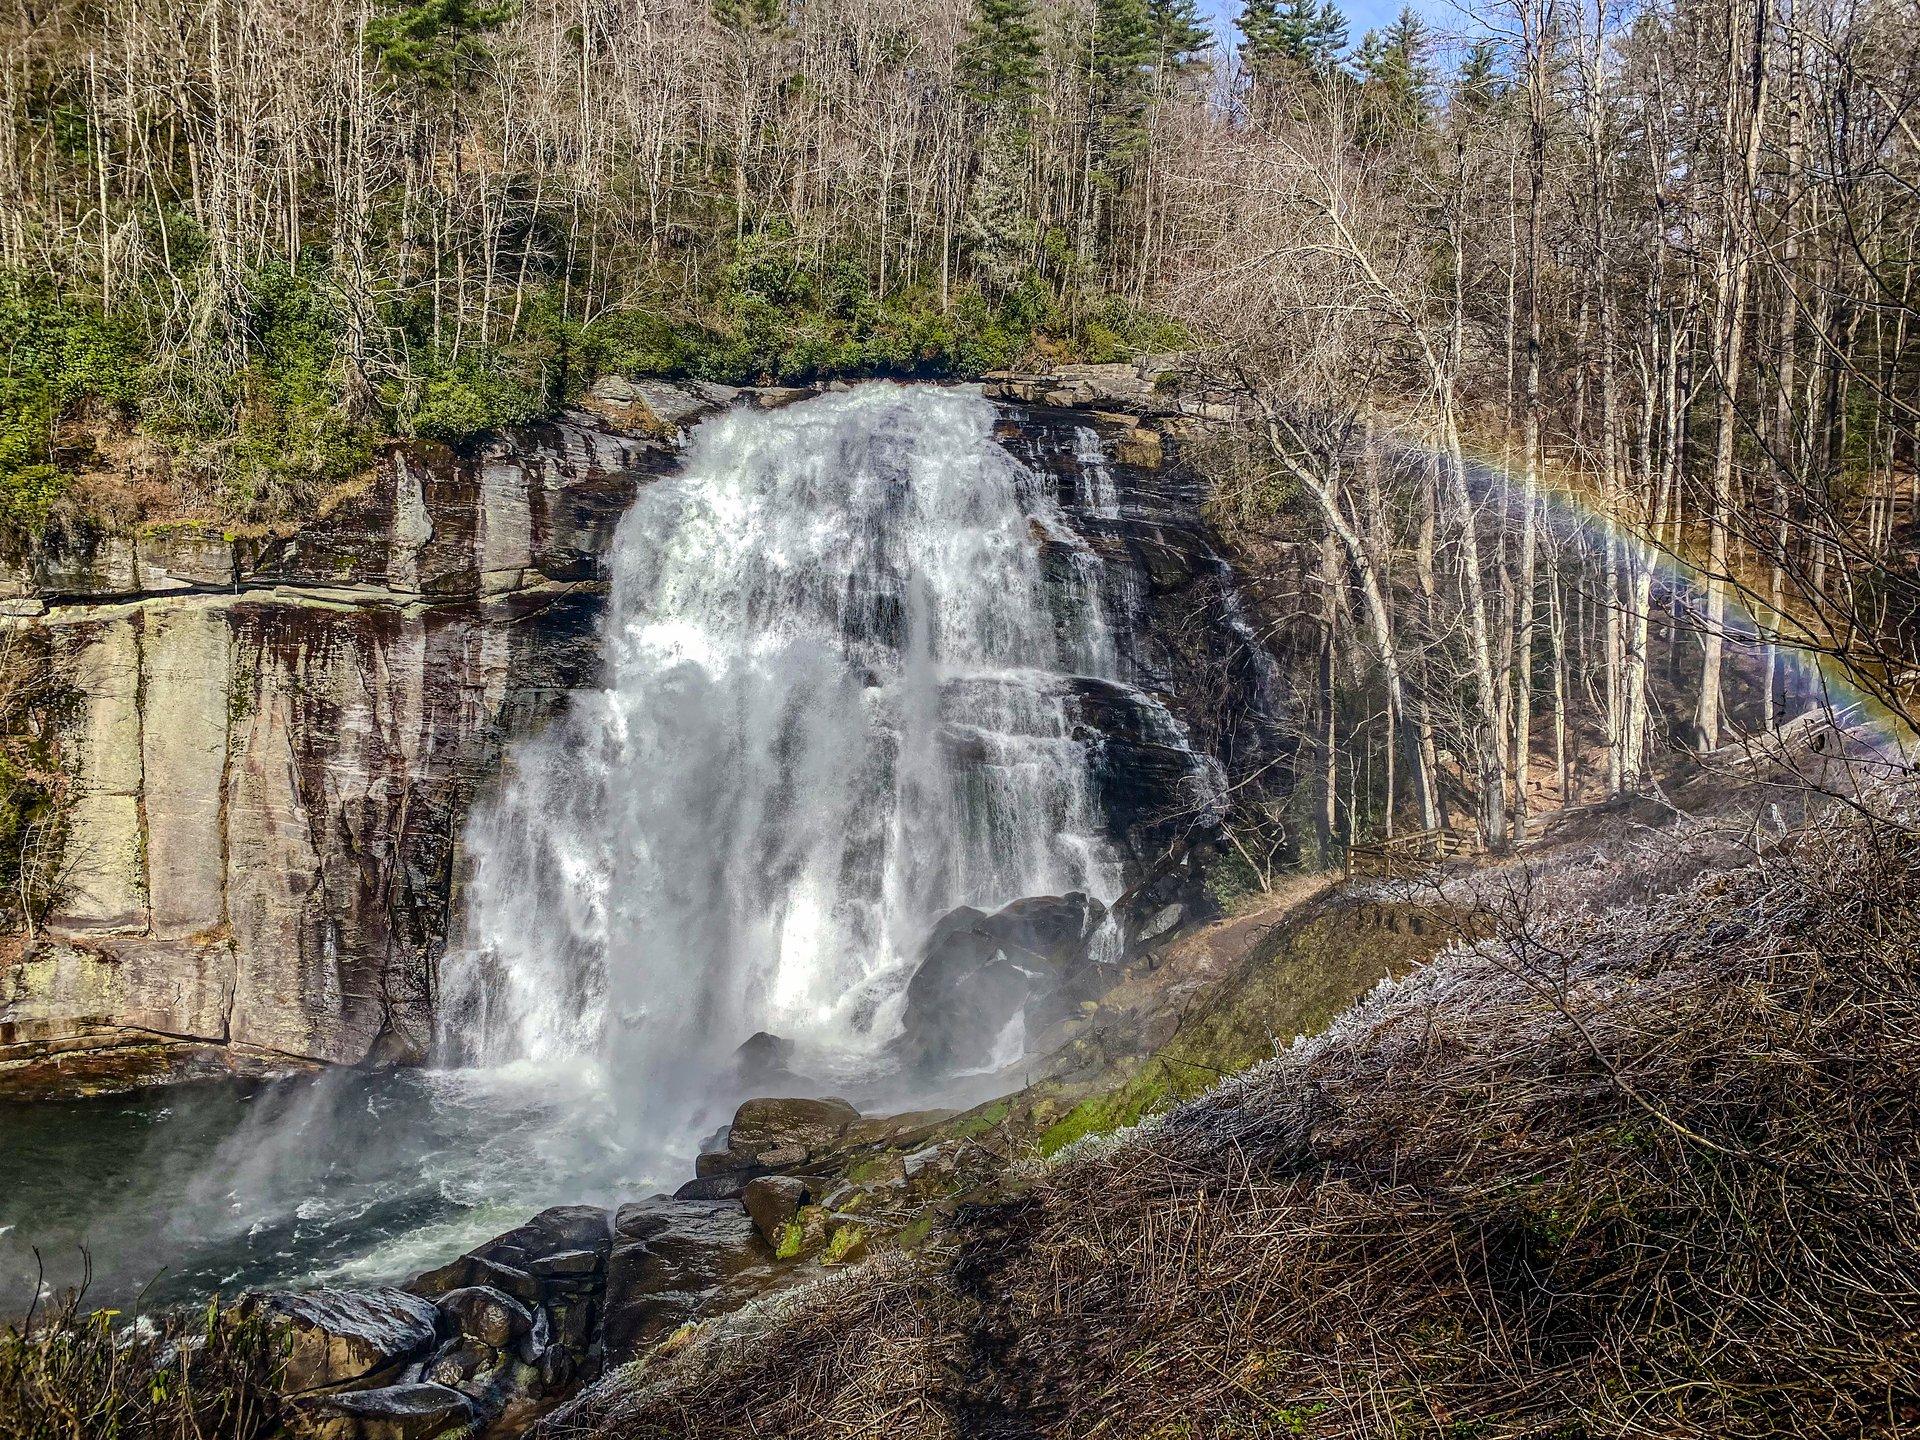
365,0,516,88
1091,0,1158,190
1355,6,1434,129
1148,0,1212,65
1240,0,1347,95
960,0,1044,117
1452,38,1505,116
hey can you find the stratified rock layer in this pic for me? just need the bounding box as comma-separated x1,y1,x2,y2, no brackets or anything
1,409,679,1096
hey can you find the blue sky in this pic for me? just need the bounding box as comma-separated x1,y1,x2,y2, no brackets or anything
1197,0,1477,50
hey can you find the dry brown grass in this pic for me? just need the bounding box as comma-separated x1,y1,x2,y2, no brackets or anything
558,798,1920,1439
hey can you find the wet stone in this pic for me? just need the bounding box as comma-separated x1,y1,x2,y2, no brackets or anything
288,1381,477,1440
254,1287,442,1394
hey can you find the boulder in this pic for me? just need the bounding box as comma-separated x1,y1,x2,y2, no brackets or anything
524,1248,602,1279
602,1199,763,1357
287,1381,477,1440
741,1175,810,1247
254,1288,442,1395
724,1096,860,1166
407,1205,609,1305
735,1030,794,1079
674,1167,767,1201
437,1285,534,1350
895,894,1108,1073
729,1030,824,1094
470,1205,611,1274
408,1252,542,1306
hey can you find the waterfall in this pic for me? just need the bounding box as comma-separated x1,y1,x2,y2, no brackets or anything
440,385,1127,1124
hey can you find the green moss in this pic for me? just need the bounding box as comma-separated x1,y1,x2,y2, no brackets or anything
944,1098,1012,1141
895,1211,938,1251
823,1225,867,1264
1038,1081,1165,1157
1039,900,1450,1157
774,1220,805,1261
844,1154,901,1184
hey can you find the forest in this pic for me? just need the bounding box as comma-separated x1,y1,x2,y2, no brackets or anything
2,2,1919,1436
4,0,1917,861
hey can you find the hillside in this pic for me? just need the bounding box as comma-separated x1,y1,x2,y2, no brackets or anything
556,779,1920,1438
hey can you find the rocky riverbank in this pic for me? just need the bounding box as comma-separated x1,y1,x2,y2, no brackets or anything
208,867,1448,1440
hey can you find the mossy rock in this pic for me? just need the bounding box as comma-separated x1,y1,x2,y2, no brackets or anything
823,1225,868,1265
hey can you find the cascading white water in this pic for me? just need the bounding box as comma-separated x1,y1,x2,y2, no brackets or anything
1075,424,1122,518
440,384,1126,1129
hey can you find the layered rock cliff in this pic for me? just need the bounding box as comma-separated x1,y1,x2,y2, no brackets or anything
0,410,675,1096
1,376,1292,1099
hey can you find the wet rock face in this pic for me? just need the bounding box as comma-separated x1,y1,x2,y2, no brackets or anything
602,1199,766,1357
289,1381,478,1440
0,410,679,1098
3,386,1292,1099
992,403,1292,869
253,1287,443,1394
895,892,1109,1074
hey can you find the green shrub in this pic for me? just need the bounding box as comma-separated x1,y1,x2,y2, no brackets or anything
0,275,149,539
216,262,376,519
406,345,549,445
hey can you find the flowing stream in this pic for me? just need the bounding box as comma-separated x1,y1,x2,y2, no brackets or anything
1,384,1166,1310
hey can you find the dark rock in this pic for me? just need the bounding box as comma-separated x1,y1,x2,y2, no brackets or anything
741,1175,810,1247
734,1031,793,1079
465,1256,544,1307
895,893,1109,1073
437,1286,534,1350
253,1287,441,1394
724,1096,860,1165
601,1200,763,1357
674,1167,767,1201
524,1247,602,1279
422,1338,496,1388
470,1206,610,1272
729,1031,821,1093
287,1381,477,1440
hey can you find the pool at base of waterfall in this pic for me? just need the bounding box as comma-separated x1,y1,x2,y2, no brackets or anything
0,1067,667,1314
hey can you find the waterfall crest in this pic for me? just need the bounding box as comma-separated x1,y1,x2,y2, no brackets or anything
441,385,1125,1118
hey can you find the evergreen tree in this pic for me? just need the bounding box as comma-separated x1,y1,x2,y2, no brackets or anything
1452,38,1506,116
1148,0,1212,66
1091,0,1158,191
365,0,516,88
960,0,1044,117
1354,6,1434,129
1240,0,1347,94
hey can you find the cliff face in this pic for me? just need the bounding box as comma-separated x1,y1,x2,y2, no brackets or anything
1,378,1292,1100
1,413,673,1096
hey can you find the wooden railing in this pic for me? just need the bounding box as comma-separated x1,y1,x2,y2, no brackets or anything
1344,826,1479,882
